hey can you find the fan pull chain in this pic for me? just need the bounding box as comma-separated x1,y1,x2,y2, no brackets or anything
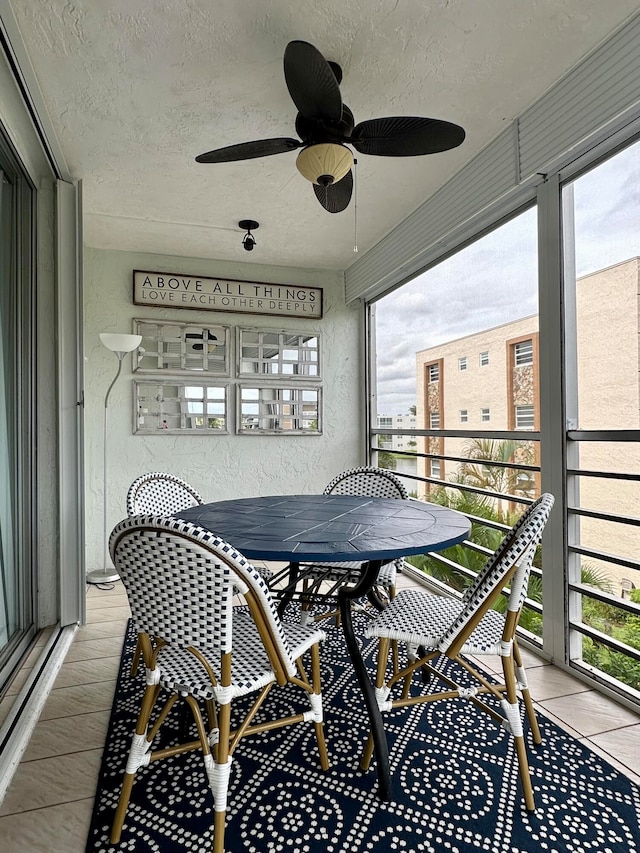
353,158,358,253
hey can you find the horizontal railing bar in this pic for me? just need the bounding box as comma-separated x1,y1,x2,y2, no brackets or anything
568,430,640,441
568,582,640,615
568,506,640,526
566,468,640,482
371,445,540,472
570,621,640,664
569,545,640,572
372,427,541,440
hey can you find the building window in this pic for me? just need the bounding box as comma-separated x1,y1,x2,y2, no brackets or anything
428,363,439,382
515,404,535,429
430,459,441,479
458,356,467,371
480,351,489,366
481,408,490,422
514,339,533,366
460,409,468,423
429,411,440,429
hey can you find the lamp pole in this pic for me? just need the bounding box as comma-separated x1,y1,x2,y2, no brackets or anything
86,333,141,585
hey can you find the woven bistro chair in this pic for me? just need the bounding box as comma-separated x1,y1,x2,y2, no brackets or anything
126,472,272,676
126,471,205,517
109,515,329,853
298,466,409,626
361,493,554,812
126,472,205,676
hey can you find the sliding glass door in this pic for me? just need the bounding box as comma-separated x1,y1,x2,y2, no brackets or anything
0,147,35,686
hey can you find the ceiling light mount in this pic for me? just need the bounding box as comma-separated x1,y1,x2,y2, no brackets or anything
239,219,259,252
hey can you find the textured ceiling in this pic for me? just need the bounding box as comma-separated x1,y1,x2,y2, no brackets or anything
7,1,640,271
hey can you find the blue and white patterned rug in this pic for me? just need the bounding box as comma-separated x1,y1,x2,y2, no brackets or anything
86,613,640,853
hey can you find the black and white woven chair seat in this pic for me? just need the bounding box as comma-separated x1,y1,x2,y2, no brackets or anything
363,588,506,655
156,615,325,701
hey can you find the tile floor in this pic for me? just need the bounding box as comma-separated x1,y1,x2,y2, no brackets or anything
0,575,639,852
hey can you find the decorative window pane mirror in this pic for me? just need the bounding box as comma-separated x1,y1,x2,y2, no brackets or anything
237,328,320,378
134,380,228,434
238,385,321,434
134,319,230,375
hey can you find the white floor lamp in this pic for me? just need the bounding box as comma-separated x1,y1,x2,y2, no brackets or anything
86,332,142,585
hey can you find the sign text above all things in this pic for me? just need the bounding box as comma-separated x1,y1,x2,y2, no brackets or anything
133,270,323,319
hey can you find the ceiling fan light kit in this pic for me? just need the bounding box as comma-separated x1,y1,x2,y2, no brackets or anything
197,40,465,214
296,143,353,185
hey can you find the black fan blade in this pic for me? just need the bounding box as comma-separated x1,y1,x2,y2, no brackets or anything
351,117,465,156
313,170,353,213
284,40,342,124
196,138,301,163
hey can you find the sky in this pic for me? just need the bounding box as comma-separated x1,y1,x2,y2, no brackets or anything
374,141,640,416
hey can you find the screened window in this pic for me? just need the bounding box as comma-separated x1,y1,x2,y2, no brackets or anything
480,351,489,366
458,356,467,371
429,411,440,429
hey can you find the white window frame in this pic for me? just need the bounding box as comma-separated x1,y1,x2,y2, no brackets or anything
428,363,439,382
460,409,468,423
480,351,489,366
430,459,441,479
429,411,440,429
481,407,491,422
458,356,467,371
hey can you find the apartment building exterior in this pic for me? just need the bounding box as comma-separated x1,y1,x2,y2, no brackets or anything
377,412,417,452
415,257,640,594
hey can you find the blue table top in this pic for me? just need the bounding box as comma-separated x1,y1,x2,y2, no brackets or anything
175,494,471,563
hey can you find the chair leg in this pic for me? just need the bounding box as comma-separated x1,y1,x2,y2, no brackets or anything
110,678,160,843
310,643,329,770
129,634,143,677
208,700,232,853
502,655,535,811
513,639,541,745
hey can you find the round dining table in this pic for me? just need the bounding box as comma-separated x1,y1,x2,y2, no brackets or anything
176,493,471,800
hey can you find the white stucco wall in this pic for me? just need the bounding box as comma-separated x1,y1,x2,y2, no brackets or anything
83,247,363,572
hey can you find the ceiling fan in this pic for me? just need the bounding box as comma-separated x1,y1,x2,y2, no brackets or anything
196,40,466,214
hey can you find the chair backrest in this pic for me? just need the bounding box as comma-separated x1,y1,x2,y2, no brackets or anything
324,466,408,500
462,494,552,607
126,472,204,517
109,515,298,683
440,493,554,656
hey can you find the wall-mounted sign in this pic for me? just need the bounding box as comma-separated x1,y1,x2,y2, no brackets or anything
133,270,323,319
